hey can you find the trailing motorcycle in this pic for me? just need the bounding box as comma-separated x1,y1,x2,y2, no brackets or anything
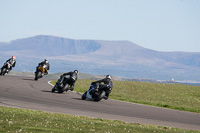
0,62,12,76
82,83,111,102
34,64,48,80
51,75,73,93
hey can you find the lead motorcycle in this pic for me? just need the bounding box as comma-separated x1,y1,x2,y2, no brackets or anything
0,62,12,76
81,83,111,102
34,64,48,80
51,75,73,93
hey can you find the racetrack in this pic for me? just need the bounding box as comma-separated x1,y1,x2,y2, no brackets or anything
0,75,200,131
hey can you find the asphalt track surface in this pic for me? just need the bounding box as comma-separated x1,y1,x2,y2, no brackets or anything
0,76,200,131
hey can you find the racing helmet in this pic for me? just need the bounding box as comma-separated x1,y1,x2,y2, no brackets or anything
12,56,16,59
44,59,48,63
106,75,112,80
74,70,79,74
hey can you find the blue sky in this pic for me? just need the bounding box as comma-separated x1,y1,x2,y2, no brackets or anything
0,0,199,52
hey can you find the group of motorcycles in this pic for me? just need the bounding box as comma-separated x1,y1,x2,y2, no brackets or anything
52,74,112,102
1,59,112,102
0,58,48,79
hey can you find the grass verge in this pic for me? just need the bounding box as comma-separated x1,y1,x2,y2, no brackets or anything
1,106,199,133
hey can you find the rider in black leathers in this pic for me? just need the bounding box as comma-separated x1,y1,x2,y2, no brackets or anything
91,75,113,100
1,56,16,73
36,59,50,74
59,70,79,91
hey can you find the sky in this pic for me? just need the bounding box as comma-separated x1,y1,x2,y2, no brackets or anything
0,0,200,52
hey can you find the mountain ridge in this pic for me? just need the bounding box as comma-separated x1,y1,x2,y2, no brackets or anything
0,35,199,81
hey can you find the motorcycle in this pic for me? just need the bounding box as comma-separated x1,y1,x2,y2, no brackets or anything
0,62,12,76
51,75,73,93
34,64,48,80
82,83,111,102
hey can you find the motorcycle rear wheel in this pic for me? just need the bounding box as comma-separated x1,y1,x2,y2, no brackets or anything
58,89,64,93
93,91,106,102
1,68,7,76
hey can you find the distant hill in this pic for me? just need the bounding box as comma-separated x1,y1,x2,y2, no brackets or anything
0,35,200,82
0,35,101,56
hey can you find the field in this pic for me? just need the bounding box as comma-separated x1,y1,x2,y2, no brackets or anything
52,79,200,113
1,106,199,133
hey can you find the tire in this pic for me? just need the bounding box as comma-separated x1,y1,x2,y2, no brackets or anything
35,71,42,80
58,89,64,93
34,72,38,80
93,91,106,102
82,92,87,100
1,68,7,76
0,70,2,75
37,71,42,78
52,86,56,92
34,76,38,80
63,84,69,92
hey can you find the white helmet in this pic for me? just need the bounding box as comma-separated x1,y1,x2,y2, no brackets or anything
74,70,79,74
44,59,48,63
106,75,112,80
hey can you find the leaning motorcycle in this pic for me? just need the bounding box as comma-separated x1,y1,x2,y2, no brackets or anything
0,62,11,76
51,75,73,93
82,83,111,102
34,65,47,80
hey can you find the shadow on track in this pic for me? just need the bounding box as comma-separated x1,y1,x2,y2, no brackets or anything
41,90,52,93
41,90,68,95
71,98,83,101
22,78,35,81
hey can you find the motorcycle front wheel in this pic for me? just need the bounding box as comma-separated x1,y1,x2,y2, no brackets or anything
52,86,56,92
35,71,42,80
1,68,7,76
81,92,87,100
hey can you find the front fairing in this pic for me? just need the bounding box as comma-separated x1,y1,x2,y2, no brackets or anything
57,77,64,87
86,84,94,99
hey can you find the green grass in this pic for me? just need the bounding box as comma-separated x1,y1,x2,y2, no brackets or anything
54,79,200,113
1,106,199,133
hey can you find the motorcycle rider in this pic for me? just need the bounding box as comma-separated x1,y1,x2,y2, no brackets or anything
1,56,16,73
90,75,113,100
36,59,50,74
59,70,79,91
